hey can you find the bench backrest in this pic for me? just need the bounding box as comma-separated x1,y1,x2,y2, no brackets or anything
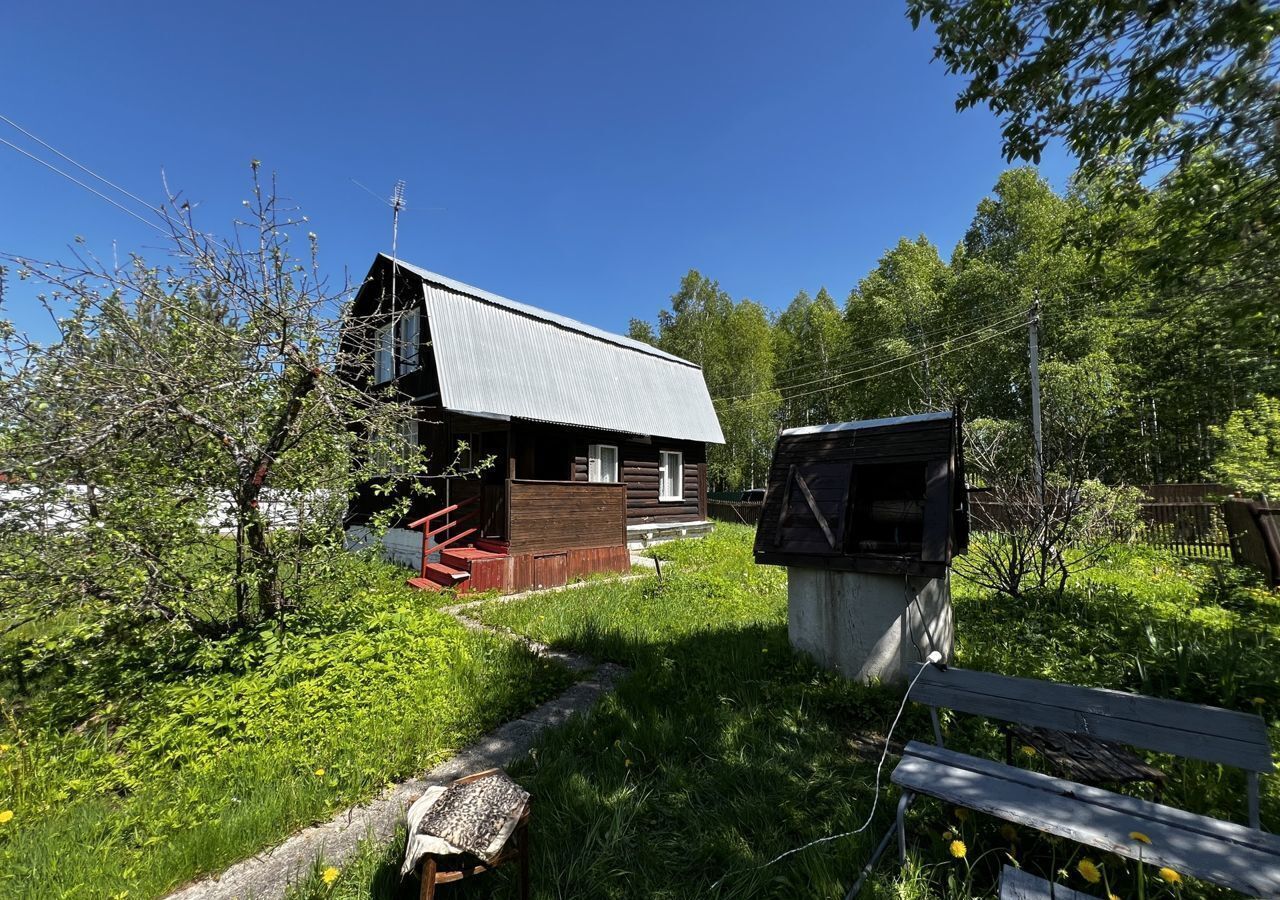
908,663,1274,775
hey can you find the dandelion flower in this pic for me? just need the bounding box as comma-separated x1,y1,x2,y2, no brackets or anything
314,768,326,777
1109,894,1120,900
1252,697,1266,706
0,744,8,754
1159,867,1182,885
1076,858,1102,884
942,829,955,840
949,839,967,859
1129,831,1152,844
0,809,12,824
954,807,970,822
322,866,339,885
1020,745,1038,758
624,758,633,767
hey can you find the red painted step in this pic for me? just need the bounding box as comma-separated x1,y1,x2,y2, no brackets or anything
441,546,507,569
473,538,510,555
423,561,471,588
406,576,445,592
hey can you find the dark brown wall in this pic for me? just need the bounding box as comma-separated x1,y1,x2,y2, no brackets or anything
569,436,708,525
506,479,627,555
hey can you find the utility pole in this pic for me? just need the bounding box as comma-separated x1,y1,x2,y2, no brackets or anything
1028,295,1045,500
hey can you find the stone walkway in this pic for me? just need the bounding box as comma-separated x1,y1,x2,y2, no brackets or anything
166,566,647,900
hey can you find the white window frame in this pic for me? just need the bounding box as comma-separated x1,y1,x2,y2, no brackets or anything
374,322,395,383
659,450,683,501
398,309,420,374
588,444,618,483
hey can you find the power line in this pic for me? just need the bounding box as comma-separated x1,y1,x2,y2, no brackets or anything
717,319,1028,409
758,307,1029,400
715,310,1028,403
0,113,163,218
764,286,1101,385
0,135,167,236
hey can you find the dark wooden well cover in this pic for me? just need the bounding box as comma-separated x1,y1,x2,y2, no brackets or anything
753,411,968,578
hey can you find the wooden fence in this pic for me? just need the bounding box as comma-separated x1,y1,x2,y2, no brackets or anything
710,483,1251,564
967,484,1235,560
707,499,763,526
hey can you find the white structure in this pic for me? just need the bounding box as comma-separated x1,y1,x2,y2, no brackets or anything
786,569,952,684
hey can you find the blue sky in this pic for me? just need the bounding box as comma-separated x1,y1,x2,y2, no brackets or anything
0,1,1073,340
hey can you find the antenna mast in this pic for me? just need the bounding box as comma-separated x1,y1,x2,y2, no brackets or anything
389,179,406,313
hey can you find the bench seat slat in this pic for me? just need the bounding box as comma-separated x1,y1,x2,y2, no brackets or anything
1000,866,1088,900
908,664,1273,773
893,741,1280,898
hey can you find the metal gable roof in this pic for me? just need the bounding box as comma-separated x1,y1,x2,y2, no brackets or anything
385,256,724,444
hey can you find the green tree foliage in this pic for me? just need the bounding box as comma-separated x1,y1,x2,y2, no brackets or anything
0,167,436,642
908,0,1280,317
629,271,779,491
629,166,1274,489
1210,395,1280,498
772,288,849,426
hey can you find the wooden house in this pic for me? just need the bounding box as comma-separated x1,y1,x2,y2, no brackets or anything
343,254,724,593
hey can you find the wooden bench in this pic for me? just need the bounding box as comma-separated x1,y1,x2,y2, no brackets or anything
890,663,1280,897
999,866,1087,900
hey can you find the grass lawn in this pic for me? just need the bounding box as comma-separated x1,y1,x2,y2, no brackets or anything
298,525,1279,900
0,553,573,899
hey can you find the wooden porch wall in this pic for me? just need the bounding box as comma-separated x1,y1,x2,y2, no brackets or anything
506,479,627,555
570,438,707,525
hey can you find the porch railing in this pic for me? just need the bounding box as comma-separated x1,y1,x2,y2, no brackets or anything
407,494,478,578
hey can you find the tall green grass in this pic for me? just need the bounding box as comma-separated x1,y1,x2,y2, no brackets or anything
0,553,571,898
305,527,1276,899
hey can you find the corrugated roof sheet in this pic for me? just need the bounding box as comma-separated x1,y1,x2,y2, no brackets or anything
387,256,725,444
781,411,952,436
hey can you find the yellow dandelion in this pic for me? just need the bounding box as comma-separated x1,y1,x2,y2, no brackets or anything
1252,697,1266,706
0,809,13,824
953,807,970,822
314,768,326,777
1076,858,1102,884
1129,831,1152,844
1000,823,1017,842
0,744,8,754
949,839,967,859
942,829,955,840
1158,867,1181,885
1020,744,1037,758
322,866,339,885
1109,894,1120,900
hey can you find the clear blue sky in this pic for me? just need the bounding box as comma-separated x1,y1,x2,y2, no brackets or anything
0,1,1073,340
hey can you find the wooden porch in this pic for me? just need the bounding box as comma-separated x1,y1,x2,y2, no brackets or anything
405,477,630,595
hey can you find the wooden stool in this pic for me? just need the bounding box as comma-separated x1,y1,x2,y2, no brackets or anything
416,769,531,900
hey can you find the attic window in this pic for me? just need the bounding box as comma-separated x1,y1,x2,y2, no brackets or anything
375,323,394,383
398,309,420,373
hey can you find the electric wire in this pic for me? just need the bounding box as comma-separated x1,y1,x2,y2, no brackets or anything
720,308,1030,402
0,135,167,236
716,319,1028,408
711,659,940,891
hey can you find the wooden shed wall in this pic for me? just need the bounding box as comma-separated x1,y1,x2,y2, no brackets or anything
569,437,707,525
